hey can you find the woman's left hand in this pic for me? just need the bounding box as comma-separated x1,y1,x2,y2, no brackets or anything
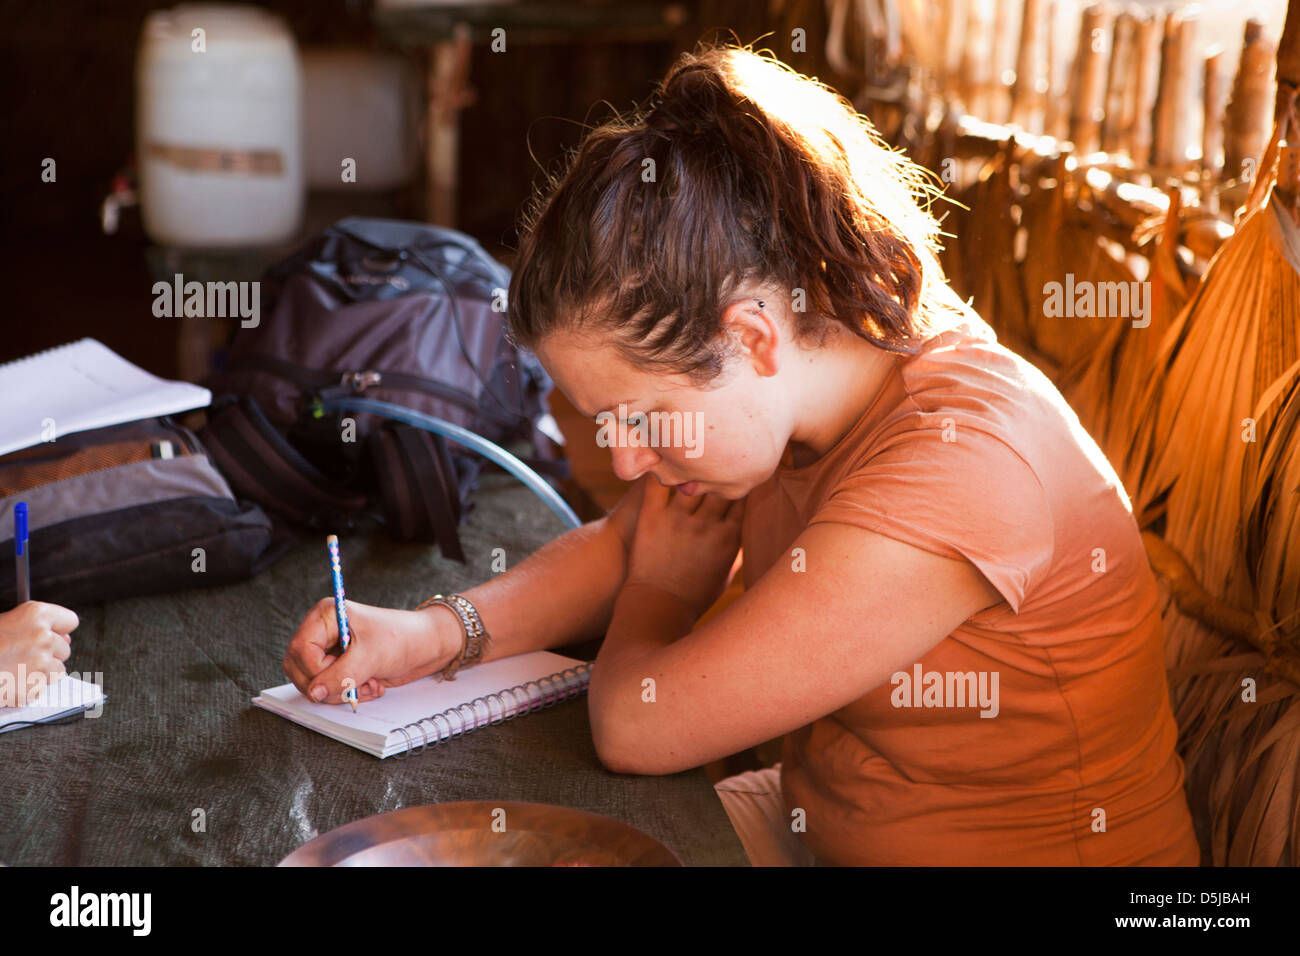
624,479,744,620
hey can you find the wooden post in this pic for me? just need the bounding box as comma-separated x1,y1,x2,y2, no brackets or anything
1278,0,1300,122
1043,0,1068,140
1202,48,1228,183
959,0,993,118
424,22,475,227
941,0,967,106
1129,11,1162,166
990,0,1017,124
1224,20,1277,186
1152,6,1199,175
1011,0,1047,131
1069,4,1111,155
1171,8,1201,175
1101,9,1138,154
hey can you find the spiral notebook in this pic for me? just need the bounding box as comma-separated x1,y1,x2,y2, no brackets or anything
252,651,592,758
0,338,212,457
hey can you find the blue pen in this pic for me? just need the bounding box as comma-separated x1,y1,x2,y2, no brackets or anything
14,502,29,606
325,534,358,712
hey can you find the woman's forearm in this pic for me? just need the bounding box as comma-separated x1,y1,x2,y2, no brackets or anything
586,582,698,771
436,515,630,664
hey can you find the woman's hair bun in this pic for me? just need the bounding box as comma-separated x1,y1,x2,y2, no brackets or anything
509,43,947,381
645,62,726,136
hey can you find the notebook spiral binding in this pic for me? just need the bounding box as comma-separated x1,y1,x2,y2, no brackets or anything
391,663,592,758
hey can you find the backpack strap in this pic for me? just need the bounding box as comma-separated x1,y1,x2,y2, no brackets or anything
200,396,368,529
369,424,467,562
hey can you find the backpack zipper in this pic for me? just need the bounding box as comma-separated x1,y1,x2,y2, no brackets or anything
225,355,526,430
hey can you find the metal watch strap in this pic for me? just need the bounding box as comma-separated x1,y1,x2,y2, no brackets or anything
417,593,490,680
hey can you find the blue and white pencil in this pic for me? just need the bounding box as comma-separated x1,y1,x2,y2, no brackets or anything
326,534,357,712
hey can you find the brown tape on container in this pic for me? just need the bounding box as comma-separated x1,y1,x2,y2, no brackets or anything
146,142,284,175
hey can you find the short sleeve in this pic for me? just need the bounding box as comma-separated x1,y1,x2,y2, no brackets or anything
811,425,1055,613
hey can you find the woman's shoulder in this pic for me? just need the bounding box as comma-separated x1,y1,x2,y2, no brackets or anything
889,301,1122,504
810,298,1142,612
897,304,1061,425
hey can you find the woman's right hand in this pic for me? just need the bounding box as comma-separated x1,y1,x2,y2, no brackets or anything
282,598,462,706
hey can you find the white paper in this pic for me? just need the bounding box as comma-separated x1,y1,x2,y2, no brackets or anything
253,651,590,757
0,676,106,735
0,338,211,457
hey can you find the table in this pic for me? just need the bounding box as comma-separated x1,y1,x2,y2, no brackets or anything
0,476,748,866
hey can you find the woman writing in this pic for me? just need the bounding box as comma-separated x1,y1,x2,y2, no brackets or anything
283,44,1199,866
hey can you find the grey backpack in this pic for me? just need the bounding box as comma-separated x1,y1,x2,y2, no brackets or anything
198,218,566,562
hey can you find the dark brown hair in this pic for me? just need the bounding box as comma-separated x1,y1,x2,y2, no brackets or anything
508,42,951,383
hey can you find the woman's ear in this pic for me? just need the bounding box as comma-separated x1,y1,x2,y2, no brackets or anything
721,299,782,377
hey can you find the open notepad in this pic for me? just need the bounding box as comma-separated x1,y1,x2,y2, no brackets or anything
0,676,107,735
0,338,212,457
253,651,592,758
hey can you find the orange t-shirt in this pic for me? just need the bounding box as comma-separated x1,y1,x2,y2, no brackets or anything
740,309,1200,866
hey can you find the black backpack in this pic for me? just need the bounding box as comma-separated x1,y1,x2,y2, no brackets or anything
199,218,566,561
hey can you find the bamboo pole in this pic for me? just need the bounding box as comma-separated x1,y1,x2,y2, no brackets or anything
1102,8,1139,154
1011,0,1047,131
1278,0,1300,123
1172,7,1202,174
990,0,1018,124
1044,0,1069,140
1224,20,1275,186
1152,6,1200,176
958,0,993,117
1202,47,1229,185
1151,12,1178,168
941,0,968,105
1069,4,1111,156
1129,10,1162,167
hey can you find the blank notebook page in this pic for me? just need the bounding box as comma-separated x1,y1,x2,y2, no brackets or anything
0,338,212,456
253,651,589,757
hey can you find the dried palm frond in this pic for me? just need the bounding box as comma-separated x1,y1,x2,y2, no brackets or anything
1245,376,1300,638
939,145,1040,364
1124,99,1300,864
1126,178,1300,546
1018,160,1140,378
1059,187,1191,481
1162,374,1300,865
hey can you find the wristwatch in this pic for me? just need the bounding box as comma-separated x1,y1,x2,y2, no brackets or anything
418,593,491,680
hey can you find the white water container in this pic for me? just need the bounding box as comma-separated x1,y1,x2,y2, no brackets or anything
136,4,303,247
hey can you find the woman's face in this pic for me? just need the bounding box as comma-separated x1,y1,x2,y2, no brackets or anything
535,328,793,500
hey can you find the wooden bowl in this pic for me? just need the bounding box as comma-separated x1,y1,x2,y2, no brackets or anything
279,801,682,866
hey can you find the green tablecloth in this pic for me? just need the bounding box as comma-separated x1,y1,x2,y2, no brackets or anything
0,477,748,866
